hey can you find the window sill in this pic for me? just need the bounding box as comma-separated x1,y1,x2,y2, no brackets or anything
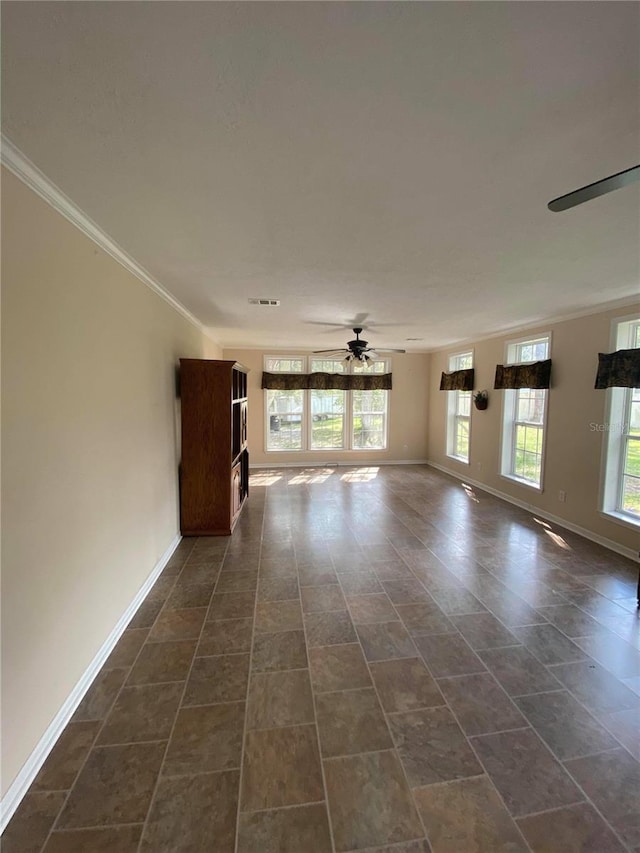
600,509,640,532
446,454,470,466
499,473,543,493
265,448,388,454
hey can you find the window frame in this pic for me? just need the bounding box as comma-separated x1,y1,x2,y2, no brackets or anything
599,315,640,529
264,355,391,453
445,350,473,464
499,333,551,492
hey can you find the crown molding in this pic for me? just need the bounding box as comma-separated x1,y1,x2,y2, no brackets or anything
1,134,221,346
429,294,640,354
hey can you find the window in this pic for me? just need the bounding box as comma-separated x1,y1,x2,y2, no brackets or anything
601,317,640,524
264,356,389,452
352,361,389,450
265,357,305,451
446,351,473,463
309,359,346,450
500,334,550,489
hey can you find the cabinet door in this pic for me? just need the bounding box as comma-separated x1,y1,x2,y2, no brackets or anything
231,463,242,519
241,401,248,449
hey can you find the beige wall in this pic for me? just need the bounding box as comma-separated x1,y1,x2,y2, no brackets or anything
223,348,430,466
427,305,640,553
1,169,221,796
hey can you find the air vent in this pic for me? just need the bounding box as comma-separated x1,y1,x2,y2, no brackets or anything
248,298,280,306
405,337,424,341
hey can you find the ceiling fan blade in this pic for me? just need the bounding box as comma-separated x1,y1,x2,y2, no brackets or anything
370,348,407,353
313,348,348,354
305,319,401,333
548,164,640,212
352,312,369,327
305,321,349,329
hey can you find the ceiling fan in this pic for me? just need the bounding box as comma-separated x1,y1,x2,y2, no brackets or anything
547,164,639,212
313,328,406,363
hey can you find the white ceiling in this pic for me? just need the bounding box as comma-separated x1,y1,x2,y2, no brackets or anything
2,2,639,352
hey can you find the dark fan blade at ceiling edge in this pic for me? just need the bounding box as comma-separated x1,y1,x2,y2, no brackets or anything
548,164,640,212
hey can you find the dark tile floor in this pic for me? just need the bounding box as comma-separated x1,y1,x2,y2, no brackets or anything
3,465,640,852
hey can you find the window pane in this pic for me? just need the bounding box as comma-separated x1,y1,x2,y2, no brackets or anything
353,389,386,413
456,391,471,417
352,360,387,374
516,389,545,424
629,397,640,435
448,351,473,371
310,359,345,373
265,357,304,373
455,418,469,459
266,390,303,450
353,413,384,449
621,474,640,517
513,424,542,485
352,390,387,449
624,437,640,477
310,390,345,449
510,337,549,365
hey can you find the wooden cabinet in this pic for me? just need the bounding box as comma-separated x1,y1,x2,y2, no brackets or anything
179,359,249,535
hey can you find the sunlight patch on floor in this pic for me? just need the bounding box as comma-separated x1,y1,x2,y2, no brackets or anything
340,467,380,482
289,469,334,485
461,482,480,503
249,472,282,486
534,517,572,550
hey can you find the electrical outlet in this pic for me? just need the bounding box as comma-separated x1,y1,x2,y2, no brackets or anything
558,490,566,503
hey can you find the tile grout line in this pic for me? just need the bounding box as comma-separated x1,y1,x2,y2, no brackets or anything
466,688,631,851
514,679,640,766
419,550,637,852
295,543,338,853
515,633,640,765
358,505,533,849
232,519,265,853
363,571,536,853
341,586,433,852
531,733,635,852
135,536,230,852
560,745,633,763
39,539,199,852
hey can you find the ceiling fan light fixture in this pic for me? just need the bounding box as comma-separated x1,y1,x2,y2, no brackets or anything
313,324,407,361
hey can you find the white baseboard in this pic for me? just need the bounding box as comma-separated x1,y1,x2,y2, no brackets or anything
0,533,182,833
427,461,639,564
250,459,429,469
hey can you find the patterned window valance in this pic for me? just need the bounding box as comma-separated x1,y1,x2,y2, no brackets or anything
439,368,474,391
261,372,393,391
594,349,640,389
494,359,552,390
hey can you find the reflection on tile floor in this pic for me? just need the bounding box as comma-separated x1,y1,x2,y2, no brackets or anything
3,465,639,852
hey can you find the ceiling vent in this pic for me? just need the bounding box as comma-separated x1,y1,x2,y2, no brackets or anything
248,298,280,306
